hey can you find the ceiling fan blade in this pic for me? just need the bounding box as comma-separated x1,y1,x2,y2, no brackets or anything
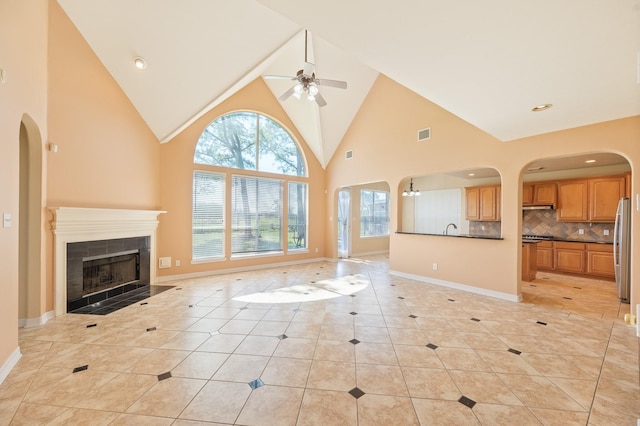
278,86,296,101
316,79,347,89
314,91,327,107
303,61,315,76
263,75,297,81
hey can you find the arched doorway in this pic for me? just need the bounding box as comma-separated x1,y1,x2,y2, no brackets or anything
18,114,45,327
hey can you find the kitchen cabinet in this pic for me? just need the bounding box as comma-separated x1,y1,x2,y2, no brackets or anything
557,175,625,223
586,243,615,278
536,241,554,270
523,182,557,206
522,242,538,282
555,242,586,274
589,176,625,222
465,185,500,221
557,180,588,222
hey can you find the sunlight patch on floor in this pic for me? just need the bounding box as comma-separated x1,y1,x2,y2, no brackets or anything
233,274,370,304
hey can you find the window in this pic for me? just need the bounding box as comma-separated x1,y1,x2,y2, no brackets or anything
288,182,308,249
193,112,308,258
194,112,306,177
360,190,390,237
192,171,225,260
231,176,282,254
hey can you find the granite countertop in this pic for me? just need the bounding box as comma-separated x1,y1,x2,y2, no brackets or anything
396,232,503,241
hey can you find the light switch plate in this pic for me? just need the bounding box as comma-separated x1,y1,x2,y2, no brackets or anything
3,213,11,228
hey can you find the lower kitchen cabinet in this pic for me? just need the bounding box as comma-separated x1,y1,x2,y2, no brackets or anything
554,242,586,274
522,243,538,282
535,240,614,279
536,241,554,270
586,243,615,278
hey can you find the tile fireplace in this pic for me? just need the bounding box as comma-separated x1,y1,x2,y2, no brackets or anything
50,207,165,316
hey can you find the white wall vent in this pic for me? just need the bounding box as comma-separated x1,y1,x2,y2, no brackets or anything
418,128,431,141
345,150,353,159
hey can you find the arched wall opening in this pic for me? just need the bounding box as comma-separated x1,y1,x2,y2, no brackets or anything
18,114,45,327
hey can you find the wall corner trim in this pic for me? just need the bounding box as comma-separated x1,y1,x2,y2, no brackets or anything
0,347,22,386
389,270,522,302
18,310,55,329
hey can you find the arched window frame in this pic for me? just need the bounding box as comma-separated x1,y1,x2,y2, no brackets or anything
192,111,309,261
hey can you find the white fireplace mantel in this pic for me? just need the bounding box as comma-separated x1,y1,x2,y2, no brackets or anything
50,207,165,316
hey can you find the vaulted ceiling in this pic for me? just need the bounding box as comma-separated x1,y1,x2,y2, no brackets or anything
58,0,640,168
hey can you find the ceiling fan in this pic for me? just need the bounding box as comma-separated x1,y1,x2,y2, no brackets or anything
263,30,347,107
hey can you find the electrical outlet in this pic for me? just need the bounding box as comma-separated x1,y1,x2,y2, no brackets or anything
432,263,438,270
159,257,171,268
175,260,181,267
604,229,609,236
3,213,11,228
578,229,584,235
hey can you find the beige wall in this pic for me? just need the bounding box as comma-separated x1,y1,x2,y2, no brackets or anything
157,78,327,278
0,0,49,371
44,1,161,313
326,74,640,307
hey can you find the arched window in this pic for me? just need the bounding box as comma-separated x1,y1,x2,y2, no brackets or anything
192,112,308,261
194,111,306,176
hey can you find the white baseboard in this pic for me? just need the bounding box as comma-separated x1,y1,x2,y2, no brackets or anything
157,257,332,283
350,250,390,257
18,310,55,329
389,270,522,302
0,347,21,385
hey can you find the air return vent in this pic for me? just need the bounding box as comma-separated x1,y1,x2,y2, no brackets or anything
345,150,353,159
418,128,431,141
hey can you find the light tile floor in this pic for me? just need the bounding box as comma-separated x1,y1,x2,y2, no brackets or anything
1,255,638,425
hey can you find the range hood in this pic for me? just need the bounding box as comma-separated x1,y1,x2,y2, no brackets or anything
522,205,554,210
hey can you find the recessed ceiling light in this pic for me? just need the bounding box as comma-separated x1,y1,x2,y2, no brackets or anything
468,173,475,177
133,57,147,70
531,104,552,112
585,159,596,163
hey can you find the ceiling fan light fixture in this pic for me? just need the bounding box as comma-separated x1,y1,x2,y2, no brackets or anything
307,94,316,102
293,83,304,94
308,84,319,96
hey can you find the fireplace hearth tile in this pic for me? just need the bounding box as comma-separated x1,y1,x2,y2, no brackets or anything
69,285,174,316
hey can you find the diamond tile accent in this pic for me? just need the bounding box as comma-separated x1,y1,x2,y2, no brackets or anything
470,318,481,322
458,396,476,409
292,308,301,313
530,284,537,287
349,339,361,345
188,304,194,308
277,334,288,340
426,343,438,350
350,294,356,297
72,365,88,373
349,387,365,399
158,372,172,381
140,302,148,305
175,287,182,290
408,314,417,319
146,327,157,332
508,348,522,355
350,312,358,316
447,299,455,302
397,297,405,300
248,378,264,390
86,323,97,328
536,321,547,326
563,297,573,300
574,286,582,289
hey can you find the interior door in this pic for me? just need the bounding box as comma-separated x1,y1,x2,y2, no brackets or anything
337,188,351,258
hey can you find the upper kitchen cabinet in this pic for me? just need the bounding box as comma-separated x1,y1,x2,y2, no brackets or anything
557,180,589,221
557,175,625,222
589,176,625,222
465,185,500,221
522,182,557,206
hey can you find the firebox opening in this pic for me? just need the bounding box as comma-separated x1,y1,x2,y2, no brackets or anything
82,250,140,297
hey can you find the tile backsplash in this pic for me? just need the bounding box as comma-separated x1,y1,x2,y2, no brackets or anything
469,210,615,242
522,209,614,242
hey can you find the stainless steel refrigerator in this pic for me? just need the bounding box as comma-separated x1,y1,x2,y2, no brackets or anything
614,197,631,303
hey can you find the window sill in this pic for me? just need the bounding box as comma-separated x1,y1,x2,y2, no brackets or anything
360,235,390,239
231,250,284,260
191,256,227,265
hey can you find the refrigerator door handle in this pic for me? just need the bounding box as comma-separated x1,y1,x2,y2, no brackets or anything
613,199,621,289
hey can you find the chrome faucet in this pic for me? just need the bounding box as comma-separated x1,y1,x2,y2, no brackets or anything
444,223,458,235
